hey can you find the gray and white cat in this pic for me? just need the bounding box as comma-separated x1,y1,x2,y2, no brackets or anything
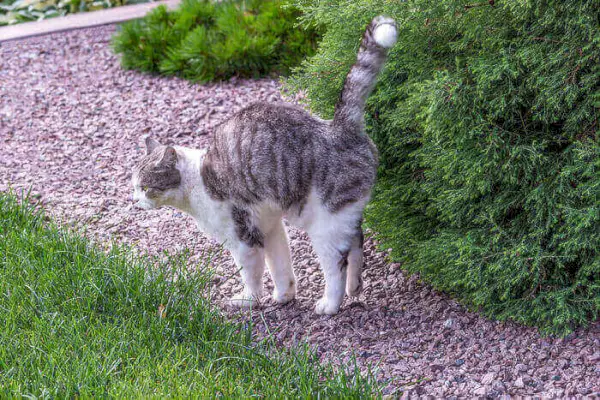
131,16,397,314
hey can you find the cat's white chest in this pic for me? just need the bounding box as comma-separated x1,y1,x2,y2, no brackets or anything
189,192,237,246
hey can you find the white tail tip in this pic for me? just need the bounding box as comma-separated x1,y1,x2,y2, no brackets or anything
373,18,397,49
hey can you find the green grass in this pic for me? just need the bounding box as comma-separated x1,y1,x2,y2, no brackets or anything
0,191,378,398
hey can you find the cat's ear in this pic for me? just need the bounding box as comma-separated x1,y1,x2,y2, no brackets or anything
145,136,161,155
158,146,178,168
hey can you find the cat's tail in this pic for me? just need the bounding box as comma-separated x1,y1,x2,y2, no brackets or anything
333,16,397,132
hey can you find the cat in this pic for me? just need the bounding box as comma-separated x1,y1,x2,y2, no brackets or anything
131,16,397,315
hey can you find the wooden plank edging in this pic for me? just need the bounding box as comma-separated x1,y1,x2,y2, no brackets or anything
0,0,180,43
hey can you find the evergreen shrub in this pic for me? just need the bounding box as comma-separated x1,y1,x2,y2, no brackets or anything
112,0,319,82
289,0,600,334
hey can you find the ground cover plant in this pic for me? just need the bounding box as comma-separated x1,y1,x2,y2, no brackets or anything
0,191,377,397
111,0,319,82
0,0,149,26
289,0,600,335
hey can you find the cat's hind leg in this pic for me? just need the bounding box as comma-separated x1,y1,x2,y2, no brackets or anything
264,219,296,304
308,216,355,315
304,198,367,315
310,237,350,315
346,222,364,297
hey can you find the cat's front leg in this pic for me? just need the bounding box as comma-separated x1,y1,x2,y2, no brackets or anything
228,245,265,308
264,220,296,304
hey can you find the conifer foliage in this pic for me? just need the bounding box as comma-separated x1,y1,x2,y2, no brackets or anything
289,0,599,334
112,0,319,82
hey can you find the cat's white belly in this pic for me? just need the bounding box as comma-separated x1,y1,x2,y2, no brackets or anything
286,189,367,230
190,198,281,249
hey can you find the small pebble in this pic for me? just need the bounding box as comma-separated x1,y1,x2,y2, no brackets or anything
473,386,488,396
514,377,525,388
492,380,506,393
481,372,495,385
515,363,528,373
577,387,591,395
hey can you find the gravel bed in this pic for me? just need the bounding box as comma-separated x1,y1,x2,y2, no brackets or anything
1,26,599,398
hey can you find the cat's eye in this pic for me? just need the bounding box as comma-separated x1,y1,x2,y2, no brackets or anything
142,186,149,191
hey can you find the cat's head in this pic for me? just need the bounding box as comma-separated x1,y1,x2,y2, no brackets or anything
131,137,181,210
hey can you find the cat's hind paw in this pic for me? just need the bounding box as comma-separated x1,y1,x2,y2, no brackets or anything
346,275,363,297
314,297,341,315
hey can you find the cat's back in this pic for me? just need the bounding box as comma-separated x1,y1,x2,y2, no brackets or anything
210,102,330,161
228,101,328,135
202,101,376,210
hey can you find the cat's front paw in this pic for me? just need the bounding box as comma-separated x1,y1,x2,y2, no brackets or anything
273,286,296,304
314,297,341,315
227,292,260,309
